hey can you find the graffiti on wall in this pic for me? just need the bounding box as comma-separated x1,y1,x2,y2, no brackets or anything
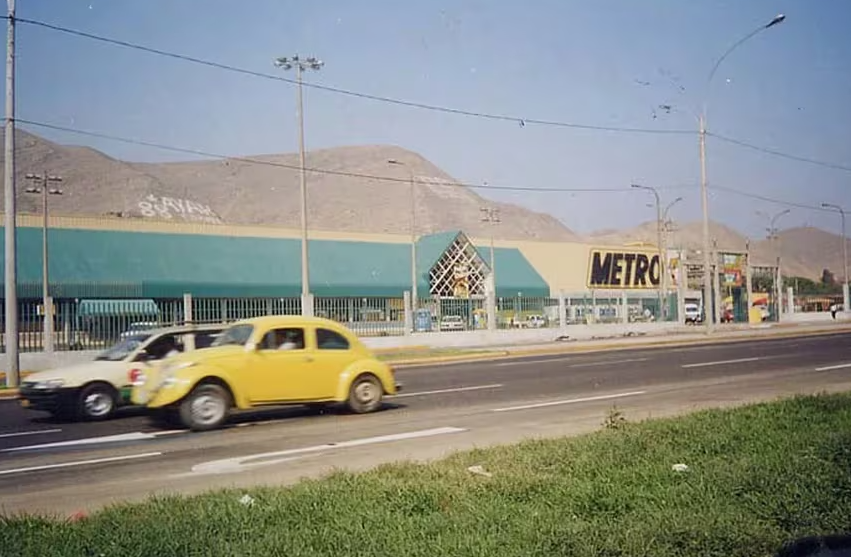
138,194,223,224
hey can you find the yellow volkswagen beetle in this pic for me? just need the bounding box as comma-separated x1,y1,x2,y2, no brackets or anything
132,315,400,431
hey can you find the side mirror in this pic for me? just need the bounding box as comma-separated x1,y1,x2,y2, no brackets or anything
134,349,152,362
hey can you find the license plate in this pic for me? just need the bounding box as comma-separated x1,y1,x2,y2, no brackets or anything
19,399,30,408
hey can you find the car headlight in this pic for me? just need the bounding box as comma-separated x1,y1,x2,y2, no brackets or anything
33,379,65,390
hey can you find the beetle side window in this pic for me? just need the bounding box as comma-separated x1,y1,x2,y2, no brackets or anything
316,328,350,350
261,328,306,351
195,330,223,349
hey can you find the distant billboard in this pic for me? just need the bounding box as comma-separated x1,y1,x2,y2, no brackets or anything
587,248,662,290
720,253,746,287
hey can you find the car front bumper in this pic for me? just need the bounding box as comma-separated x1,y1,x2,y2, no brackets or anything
18,386,78,413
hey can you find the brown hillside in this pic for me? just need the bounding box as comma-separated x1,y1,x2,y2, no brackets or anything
1,130,579,242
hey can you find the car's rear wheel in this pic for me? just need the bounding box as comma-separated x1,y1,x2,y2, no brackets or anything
179,383,231,432
346,373,383,414
77,382,118,421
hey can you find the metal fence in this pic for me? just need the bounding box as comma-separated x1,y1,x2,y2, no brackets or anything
0,293,681,353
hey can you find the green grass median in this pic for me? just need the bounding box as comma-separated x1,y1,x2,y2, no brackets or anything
4,393,851,556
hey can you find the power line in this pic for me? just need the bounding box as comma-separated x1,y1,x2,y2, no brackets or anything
19,118,836,213
17,17,851,176
14,16,693,136
708,132,851,174
17,118,636,194
708,183,835,213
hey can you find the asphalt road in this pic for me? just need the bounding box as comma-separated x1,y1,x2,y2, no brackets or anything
1,330,850,516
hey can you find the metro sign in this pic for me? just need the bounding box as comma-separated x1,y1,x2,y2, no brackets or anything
587,249,662,289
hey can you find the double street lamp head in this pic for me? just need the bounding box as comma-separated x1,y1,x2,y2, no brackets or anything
274,55,324,71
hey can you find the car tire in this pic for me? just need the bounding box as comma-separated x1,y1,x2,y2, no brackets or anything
346,373,384,414
77,382,118,421
179,383,231,432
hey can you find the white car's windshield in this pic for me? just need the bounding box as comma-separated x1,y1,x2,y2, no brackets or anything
212,324,254,347
95,334,151,361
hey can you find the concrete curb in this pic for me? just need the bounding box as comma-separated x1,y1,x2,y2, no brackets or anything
388,325,851,369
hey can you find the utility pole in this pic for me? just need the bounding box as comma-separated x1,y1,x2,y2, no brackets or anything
274,55,323,317
25,171,63,352
4,0,17,387
698,13,786,334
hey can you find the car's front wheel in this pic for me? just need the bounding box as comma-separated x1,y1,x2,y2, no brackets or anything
77,382,118,421
346,374,383,414
179,383,231,432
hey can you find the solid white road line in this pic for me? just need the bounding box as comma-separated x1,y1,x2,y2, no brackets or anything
2,430,185,452
189,426,467,475
390,384,503,398
681,357,760,369
491,390,647,413
0,452,162,477
0,428,62,439
569,358,648,368
815,362,851,372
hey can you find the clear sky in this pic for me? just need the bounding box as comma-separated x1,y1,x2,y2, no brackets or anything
10,0,851,239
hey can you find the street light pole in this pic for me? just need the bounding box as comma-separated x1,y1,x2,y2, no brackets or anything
699,13,786,334
631,184,664,320
481,206,500,332
25,171,63,352
4,0,17,387
822,203,848,313
274,55,323,317
388,159,418,308
661,196,683,320
757,208,790,321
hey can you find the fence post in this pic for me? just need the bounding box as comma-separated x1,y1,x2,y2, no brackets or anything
403,291,413,336
621,291,628,324
558,290,566,329
183,293,193,325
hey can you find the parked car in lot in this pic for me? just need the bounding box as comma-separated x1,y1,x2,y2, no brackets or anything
439,315,466,331
132,315,401,431
18,324,225,421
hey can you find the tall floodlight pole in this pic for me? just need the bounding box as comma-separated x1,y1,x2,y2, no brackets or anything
25,172,63,352
4,0,17,387
631,184,664,319
699,13,786,333
757,208,791,320
822,203,848,313
480,206,501,289
274,55,323,317
387,159,418,306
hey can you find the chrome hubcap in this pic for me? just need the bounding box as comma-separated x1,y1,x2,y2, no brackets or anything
191,394,225,425
84,392,113,417
355,381,378,404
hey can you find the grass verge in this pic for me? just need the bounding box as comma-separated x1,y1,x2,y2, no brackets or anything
4,393,851,556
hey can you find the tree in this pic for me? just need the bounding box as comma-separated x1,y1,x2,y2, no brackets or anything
822,269,836,286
